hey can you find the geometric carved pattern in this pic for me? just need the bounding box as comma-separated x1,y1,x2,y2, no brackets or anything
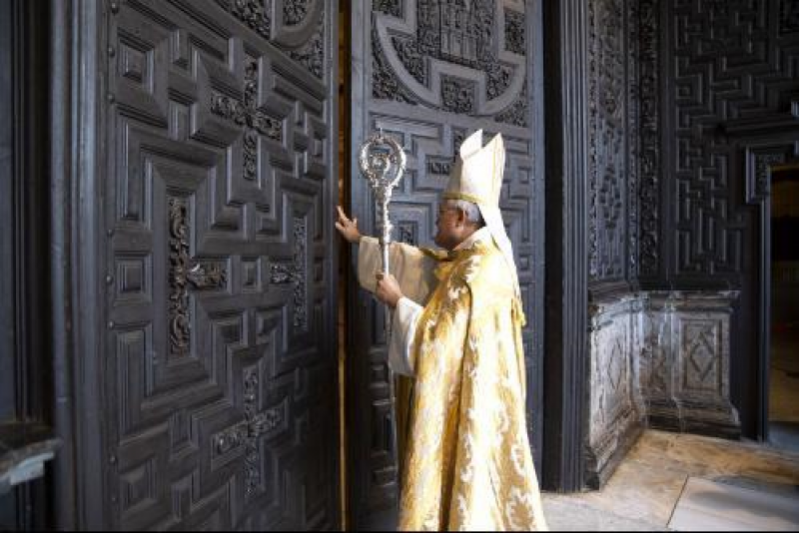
680,320,721,394
351,0,541,522
780,0,799,34
656,1,797,436
212,0,326,78
211,368,287,501
606,339,625,392
371,0,528,126
103,0,337,529
686,326,716,386
587,299,640,490
642,324,669,395
591,310,632,432
211,57,284,183
670,0,798,278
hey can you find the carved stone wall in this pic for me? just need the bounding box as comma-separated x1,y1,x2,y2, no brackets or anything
585,291,740,488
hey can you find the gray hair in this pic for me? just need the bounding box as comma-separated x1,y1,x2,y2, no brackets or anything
444,199,484,226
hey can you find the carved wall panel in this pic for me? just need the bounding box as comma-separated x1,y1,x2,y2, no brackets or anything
350,0,544,526
370,0,529,126
636,0,660,279
657,0,798,436
667,0,797,280
588,0,630,284
587,0,668,288
101,0,337,529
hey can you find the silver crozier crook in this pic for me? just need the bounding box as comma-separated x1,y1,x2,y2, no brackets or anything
358,130,406,497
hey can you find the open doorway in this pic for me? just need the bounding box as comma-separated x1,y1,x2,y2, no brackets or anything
768,164,799,451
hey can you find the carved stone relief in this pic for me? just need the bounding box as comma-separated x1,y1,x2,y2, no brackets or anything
283,0,310,25
169,197,193,359
287,15,325,78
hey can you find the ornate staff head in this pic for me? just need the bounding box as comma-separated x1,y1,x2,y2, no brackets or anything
358,130,406,204
358,130,407,267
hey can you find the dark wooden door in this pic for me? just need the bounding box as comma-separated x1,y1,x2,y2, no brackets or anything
80,0,339,529
347,0,545,527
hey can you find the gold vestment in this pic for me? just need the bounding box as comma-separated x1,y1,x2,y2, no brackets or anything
359,233,548,531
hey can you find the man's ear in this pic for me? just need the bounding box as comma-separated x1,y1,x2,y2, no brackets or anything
455,208,468,227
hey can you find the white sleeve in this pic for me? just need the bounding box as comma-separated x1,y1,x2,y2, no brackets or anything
388,297,424,377
357,237,438,306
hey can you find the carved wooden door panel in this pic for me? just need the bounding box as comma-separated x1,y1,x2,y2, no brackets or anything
100,0,338,529
347,0,545,527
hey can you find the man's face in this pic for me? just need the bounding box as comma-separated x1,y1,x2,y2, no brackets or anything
434,202,464,250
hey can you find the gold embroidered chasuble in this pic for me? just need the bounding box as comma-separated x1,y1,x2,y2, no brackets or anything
358,233,548,531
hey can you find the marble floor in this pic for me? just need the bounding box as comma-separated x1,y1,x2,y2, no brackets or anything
667,476,797,531
355,430,798,531
542,430,799,531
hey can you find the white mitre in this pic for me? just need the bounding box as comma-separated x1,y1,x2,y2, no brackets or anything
443,129,521,298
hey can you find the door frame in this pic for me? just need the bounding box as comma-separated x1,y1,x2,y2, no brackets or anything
49,0,107,528
541,0,591,493
721,118,797,441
